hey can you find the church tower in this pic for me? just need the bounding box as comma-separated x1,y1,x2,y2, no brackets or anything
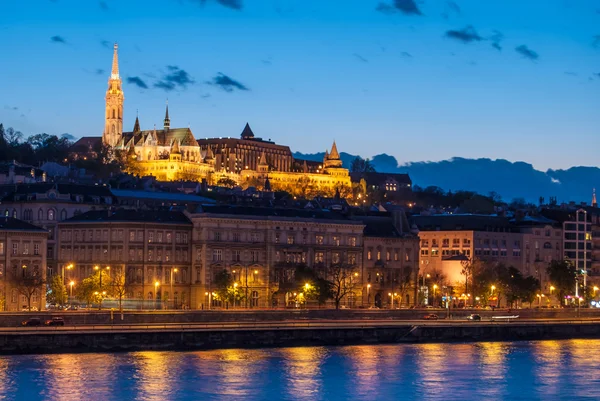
103,43,124,147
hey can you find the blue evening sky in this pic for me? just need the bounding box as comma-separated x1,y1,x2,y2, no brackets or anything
0,0,598,170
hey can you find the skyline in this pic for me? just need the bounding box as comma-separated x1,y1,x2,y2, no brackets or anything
0,0,599,171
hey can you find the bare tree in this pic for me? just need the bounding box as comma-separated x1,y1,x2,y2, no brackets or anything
10,265,45,311
111,269,128,315
325,263,360,309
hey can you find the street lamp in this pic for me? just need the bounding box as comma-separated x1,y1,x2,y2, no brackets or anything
367,284,371,306
233,282,239,308
170,268,178,309
388,292,393,309
433,284,438,306
154,281,160,309
491,285,496,308
69,281,75,299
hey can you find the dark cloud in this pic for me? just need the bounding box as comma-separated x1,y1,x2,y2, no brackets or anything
127,76,149,89
208,73,249,92
592,35,600,48
401,51,413,58
189,0,243,10
50,35,66,44
515,44,539,60
95,69,105,75
99,1,108,10
100,40,111,49
376,0,422,16
447,1,460,13
153,66,195,91
445,26,483,43
353,53,368,63
490,31,504,51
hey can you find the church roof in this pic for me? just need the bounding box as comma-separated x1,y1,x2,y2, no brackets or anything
241,123,255,139
329,141,340,159
122,127,198,148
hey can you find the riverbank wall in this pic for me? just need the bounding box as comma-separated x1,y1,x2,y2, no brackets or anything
1,308,598,327
2,321,600,354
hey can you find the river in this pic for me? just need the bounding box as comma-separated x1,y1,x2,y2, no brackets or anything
1,340,599,400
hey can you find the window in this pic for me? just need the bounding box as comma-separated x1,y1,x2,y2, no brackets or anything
137,231,143,242
431,249,439,257
166,233,172,242
0,242,3,255
12,243,18,255
349,236,357,247
129,249,135,261
129,231,135,241
212,249,222,261
23,243,29,255
148,232,154,243
47,209,55,221
250,250,259,262
33,244,39,255
287,235,294,245
421,239,429,247
332,252,340,264
157,232,163,243
367,250,372,260
513,250,521,257
315,235,324,245
250,232,259,242
347,253,357,265
452,239,460,247
376,251,381,261
274,233,280,243
233,250,241,262
463,239,471,246
196,248,201,261
165,250,171,261
386,251,391,261
176,233,181,243
442,239,449,247
232,233,240,242
148,250,153,261
333,236,340,246
314,252,324,263
421,249,429,256
432,239,438,247
214,232,221,241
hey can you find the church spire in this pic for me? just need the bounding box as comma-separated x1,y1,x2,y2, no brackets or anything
111,43,119,79
133,110,141,133
329,140,340,159
164,100,170,131
593,188,597,208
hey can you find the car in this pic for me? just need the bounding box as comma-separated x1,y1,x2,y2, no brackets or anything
467,314,482,321
21,318,42,327
45,317,65,326
423,314,439,320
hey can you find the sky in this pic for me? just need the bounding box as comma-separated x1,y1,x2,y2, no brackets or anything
0,0,599,171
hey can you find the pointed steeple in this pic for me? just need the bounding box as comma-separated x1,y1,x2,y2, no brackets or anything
259,151,267,166
329,140,340,159
593,188,597,208
205,146,214,160
133,111,141,133
264,175,271,192
171,139,180,154
111,43,119,79
241,122,255,139
164,100,170,131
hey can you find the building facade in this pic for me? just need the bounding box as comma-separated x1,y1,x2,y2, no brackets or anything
187,206,365,309
0,183,115,278
356,214,420,308
57,210,193,308
0,218,48,311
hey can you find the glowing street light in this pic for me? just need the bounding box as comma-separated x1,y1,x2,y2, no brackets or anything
69,281,75,298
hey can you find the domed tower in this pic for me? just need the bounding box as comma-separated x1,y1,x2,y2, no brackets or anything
103,43,124,147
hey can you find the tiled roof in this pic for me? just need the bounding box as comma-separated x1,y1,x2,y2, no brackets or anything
196,205,363,223
0,217,46,232
64,209,192,224
0,183,114,203
412,214,516,232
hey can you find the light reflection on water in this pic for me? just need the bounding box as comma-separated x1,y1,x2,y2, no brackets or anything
0,340,600,400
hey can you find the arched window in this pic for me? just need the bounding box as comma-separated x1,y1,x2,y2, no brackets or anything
12,209,17,219
112,109,116,119
60,209,67,221
3,209,8,217
251,291,259,307
147,292,153,300
38,209,43,220
47,209,55,221
111,124,116,134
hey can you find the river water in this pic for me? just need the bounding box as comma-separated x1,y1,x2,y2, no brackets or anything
1,340,599,400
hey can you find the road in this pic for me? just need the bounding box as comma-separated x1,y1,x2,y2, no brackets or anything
9,317,600,334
